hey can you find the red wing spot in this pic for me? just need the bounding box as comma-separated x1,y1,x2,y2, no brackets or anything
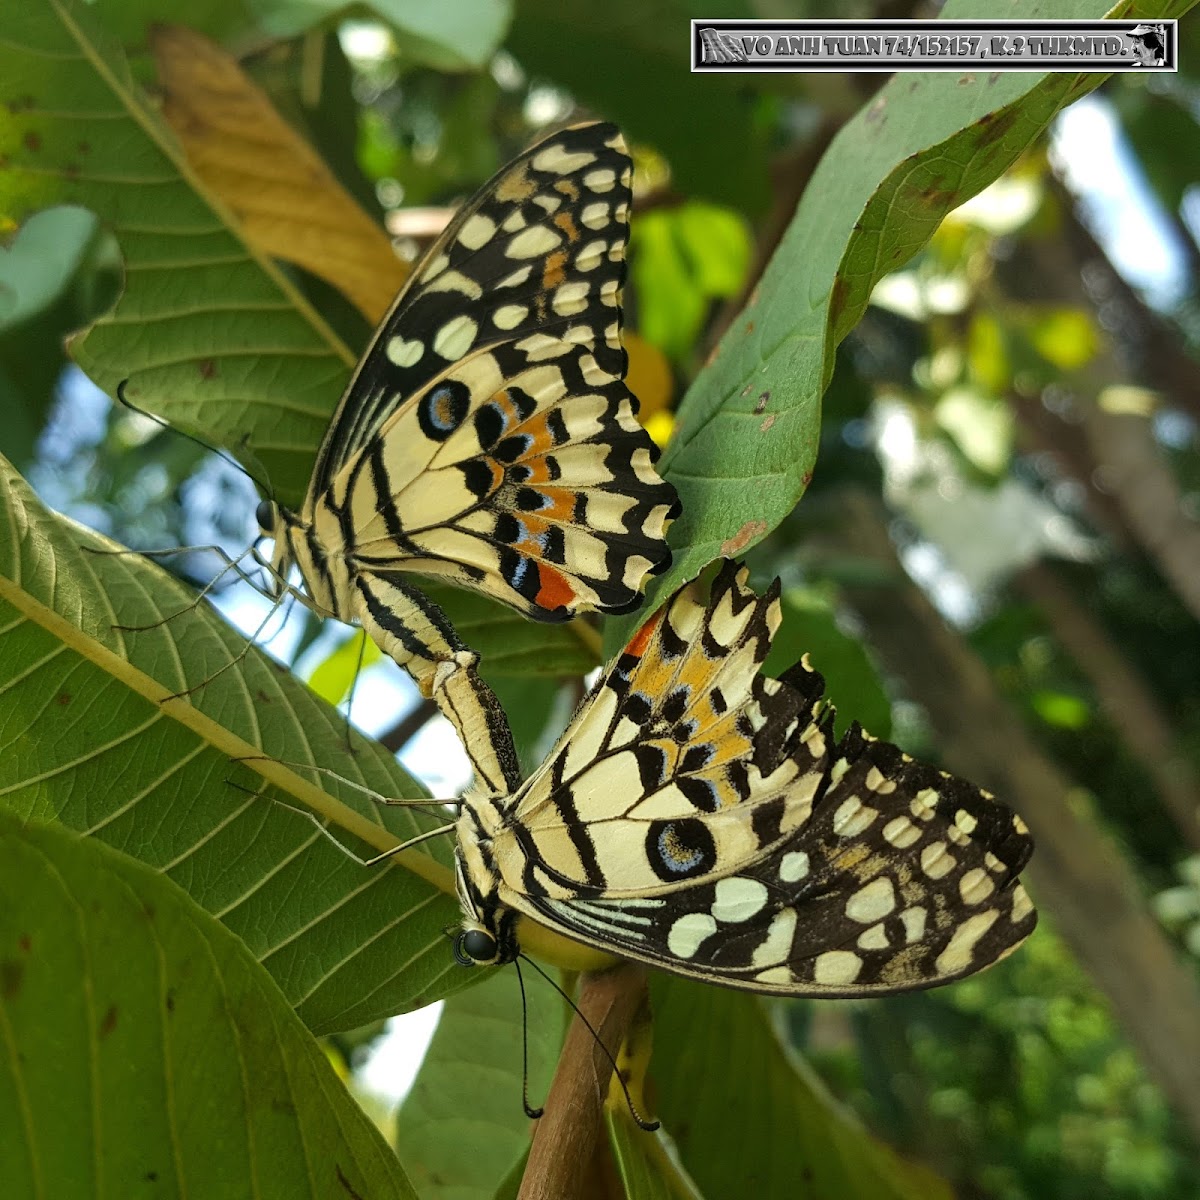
535,564,576,612
23,131,41,152
626,608,662,660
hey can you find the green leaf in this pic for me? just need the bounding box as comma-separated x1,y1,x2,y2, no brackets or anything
606,1110,706,1200
934,388,1014,477
0,0,351,502
0,0,581,678
0,814,418,1199
609,0,1189,653
764,587,892,739
633,202,753,363
0,451,474,1031
507,0,773,212
394,967,567,1199
650,977,954,1200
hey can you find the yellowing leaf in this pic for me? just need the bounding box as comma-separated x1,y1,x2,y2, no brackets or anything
626,330,674,421
935,387,1013,476
307,628,383,706
151,25,405,324
967,311,1011,395
1026,306,1099,371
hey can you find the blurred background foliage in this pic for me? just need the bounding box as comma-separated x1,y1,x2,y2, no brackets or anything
4,1,1200,1197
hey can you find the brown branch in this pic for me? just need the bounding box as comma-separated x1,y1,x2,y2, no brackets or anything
518,963,649,1200
823,488,1200,1143
378,697,437,753
1015,562,1200,854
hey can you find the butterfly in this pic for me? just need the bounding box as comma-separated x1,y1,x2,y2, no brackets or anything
450,560,1036,995
250,122,679,792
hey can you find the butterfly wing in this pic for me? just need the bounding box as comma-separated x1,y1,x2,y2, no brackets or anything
486,561,1036,995
308,121,639,504
329,337,676,619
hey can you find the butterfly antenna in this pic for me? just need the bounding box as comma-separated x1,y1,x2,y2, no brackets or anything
513,958,544,1121
518,954,659,1132
114,379,275,499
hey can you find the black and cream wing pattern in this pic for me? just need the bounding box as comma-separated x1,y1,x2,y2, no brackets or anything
288,120,677,623
458,562,1036,994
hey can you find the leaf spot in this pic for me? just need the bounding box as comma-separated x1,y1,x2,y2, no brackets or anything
721,520,768,557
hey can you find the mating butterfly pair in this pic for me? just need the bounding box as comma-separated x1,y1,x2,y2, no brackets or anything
165,122,1037,995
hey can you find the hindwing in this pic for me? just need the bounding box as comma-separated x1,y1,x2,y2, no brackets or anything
479,561,1037,996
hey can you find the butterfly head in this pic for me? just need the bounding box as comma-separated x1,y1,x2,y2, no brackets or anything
453,822,520,968
254,499,299,598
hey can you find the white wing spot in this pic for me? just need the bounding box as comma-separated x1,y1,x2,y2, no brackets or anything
919,841,956,880
910,787,939,821
779,850,810,883
857,923,890,951
900,906,927,944
813,950,863,986
493,304,528,330
959,868,996,905
533,144,596,173
581,202,611,230
386,336,424,368
666,912,717,960
710,877,769,923
954,808,979,835
750,908,797,968
502,209,527,233
420,252,449,282
433,315,478,361
865,766,897,794
935,910,1000,976
844,877,896,924
458,213,497,250
497,265,533,289
584,167,617,192
833,796,878,838
552,281,590,317
507,225,562,258
1010,884,1034,924
882,815,921,849
575,240,607,272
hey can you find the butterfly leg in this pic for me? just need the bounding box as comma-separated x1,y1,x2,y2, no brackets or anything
352,573,522,796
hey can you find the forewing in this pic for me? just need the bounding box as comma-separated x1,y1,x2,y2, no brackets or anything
326,337,676,618
307,122,636,502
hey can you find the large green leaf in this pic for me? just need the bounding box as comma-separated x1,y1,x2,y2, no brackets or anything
650,978,953,1200
0,814,418,1199
0,0,594,676
0,451,477,1031
394,967,567,1200
609,0,1192,652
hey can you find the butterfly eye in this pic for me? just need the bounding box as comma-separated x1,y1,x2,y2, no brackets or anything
455,928,497,965
255,500,276,534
